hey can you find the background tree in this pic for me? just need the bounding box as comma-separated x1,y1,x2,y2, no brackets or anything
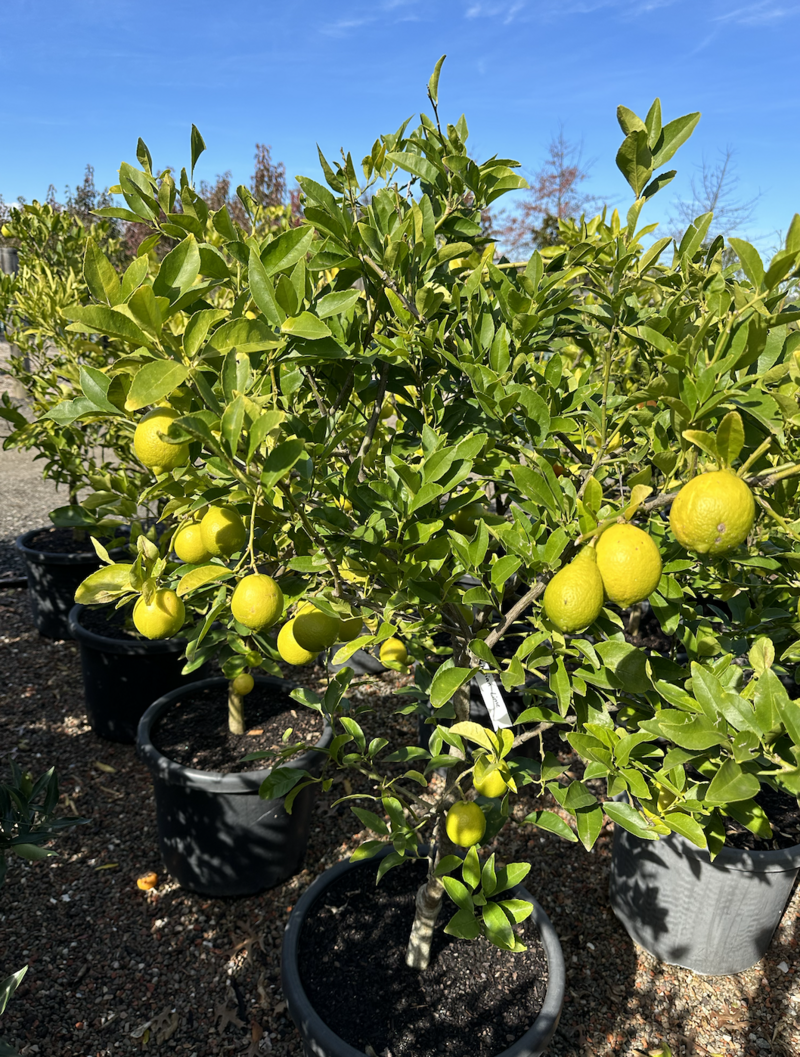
200,142,299,232
668,145,761,244
494,126,601,255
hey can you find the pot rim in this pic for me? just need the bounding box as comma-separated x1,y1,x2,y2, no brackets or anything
69,602,187,657
281,847,565,1057
137,674,333,794
613,792,800,871
15,527,129,567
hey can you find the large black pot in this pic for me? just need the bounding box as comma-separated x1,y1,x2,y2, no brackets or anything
282,848,565,1057
15,528,127,640
137,675,332,897
69,603,201,744
609,810,800,975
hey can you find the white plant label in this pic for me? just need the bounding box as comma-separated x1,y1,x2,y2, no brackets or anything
474,670,513,730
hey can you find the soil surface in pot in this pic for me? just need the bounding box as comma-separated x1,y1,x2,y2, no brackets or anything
722,784,800,852
76,605,145,642
297,856,548,1057
24,525,127,555
151,681,323,773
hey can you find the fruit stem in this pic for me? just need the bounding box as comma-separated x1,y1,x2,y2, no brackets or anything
228,684,245,736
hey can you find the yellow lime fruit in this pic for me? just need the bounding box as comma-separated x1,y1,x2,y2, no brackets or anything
543,547,604,633
133,408,189,474
232,673,255,696
669,470,755,556
380,638,409,666
231,574,284,632
277,619,317,666
200,505,247,557
445,801,486,847
595,523,663,608
173,522,211,564
473,757,507,798
133,588,185,640
338,614,364,641
293,602,341,651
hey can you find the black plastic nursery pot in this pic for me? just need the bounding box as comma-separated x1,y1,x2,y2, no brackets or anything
68,603,200,744
609,814,800,976
137,675,332,898
281,849,565,1057
15,527,126,640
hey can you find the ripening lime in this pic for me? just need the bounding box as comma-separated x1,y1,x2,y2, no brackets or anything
445,801,486,848
133,408,189,474
293,602,340,651
543,547,604,633
380,638,408,666
473,757,508,798
133,589,185,640
200,505,247,557
277,619,317,666
669,470,755,556
231,574,284,632
338,614,364,641
173,522,211,564
595,524,662,608
232,673,255,696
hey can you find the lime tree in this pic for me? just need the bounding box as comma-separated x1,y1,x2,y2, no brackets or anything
61,67,800,969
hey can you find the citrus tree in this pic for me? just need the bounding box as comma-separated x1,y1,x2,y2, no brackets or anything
0,203,150,536
64,65,800,966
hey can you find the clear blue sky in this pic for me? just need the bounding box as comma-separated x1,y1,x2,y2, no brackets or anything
2,0,798,253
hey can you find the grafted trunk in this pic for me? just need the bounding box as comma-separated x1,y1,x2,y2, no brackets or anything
228,687,245,735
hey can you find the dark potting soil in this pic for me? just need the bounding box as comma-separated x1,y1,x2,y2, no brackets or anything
723,783,800,852
24,526,128,555
76,604,143,642
297,856,549,1057
151,682,323,774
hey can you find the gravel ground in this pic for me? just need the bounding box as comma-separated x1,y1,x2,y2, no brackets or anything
1,586,798,1057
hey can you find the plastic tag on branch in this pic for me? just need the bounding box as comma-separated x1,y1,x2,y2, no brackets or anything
474,670,512,731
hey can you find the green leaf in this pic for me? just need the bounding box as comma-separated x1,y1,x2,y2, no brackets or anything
177,563,234,597
66,304,151,346
260,226,315,276
386,151,442,187
248,247,284,326
716,411,745,467
662,812,708,849
207,317,276,353
729,238,765,289
0,966,27,1016
124,361,189,412
603,801,659,840
190,124,206,180
350,807,389,835
79,366,119,413
183,308,229,357
430,666,478,709
12,843,56,861
481,901,515,950
705,759,761,805
281,313,332,340
617,105,647,135
615,129,652,197
260,438,306,491
258,766,309,801
651,111,701,168
522,810,578,842
427,54,446,106
221,395,245,456
682,430,718,462
449,721,496,752
442,875,474,913
74,564,134,605
84,238,121,306
152,236,201,305
315,290,360,319
443,907,481,940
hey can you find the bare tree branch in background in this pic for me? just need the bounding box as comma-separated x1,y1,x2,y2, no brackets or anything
200,143,298,231
492,126,601,255
669,146,761,243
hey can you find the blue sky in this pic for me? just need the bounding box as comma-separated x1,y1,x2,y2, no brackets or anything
2,0,799,254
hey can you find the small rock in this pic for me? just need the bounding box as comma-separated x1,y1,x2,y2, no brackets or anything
777,960,790,974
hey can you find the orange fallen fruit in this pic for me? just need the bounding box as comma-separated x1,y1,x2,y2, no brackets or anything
137,871,158,891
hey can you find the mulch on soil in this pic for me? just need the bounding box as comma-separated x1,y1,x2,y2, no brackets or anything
1,584,799,1057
